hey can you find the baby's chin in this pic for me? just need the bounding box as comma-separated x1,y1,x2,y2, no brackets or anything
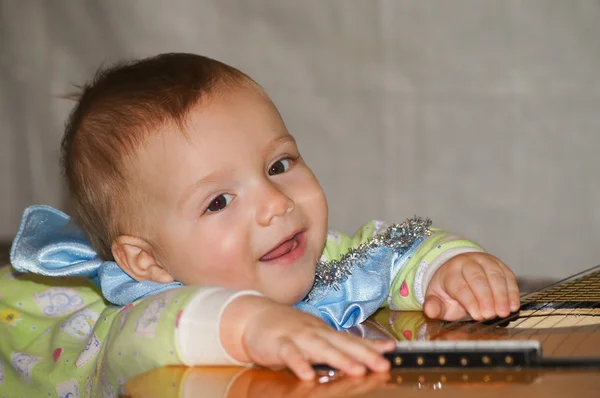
267,277,315,305
281,283,312,305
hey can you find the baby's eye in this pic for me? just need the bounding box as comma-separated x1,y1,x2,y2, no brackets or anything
268,158,291,176
206,194,234,213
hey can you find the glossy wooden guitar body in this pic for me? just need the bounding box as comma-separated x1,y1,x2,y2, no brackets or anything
124,266,600,397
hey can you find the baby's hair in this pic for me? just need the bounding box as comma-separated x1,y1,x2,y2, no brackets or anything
61,53,253,260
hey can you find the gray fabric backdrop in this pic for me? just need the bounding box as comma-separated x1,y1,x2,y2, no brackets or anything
1,0,599,279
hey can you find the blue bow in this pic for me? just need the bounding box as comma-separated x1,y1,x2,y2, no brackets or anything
10,205,182,306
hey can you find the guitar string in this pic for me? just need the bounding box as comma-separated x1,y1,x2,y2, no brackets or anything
435,268,589,336
558,276,600,357
505,277,593,344
506,266,599,331
524,293,599,355
532,270,600,356
485,268,600,356
546,301,600,357
493,268,600,349
562,309,600,358
497,266,599,334
429,265,600,349
511,271,600,351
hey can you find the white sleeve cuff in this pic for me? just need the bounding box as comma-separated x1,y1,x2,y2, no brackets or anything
177,287,263,366
416,247,485,304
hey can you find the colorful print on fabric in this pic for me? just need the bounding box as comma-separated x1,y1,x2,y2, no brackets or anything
399,280,409,297
75,333,102,368
56,378,80,398
327,230,342,244
34,287,85,317
0,308,22,326
175,309,183,328
135,292,176,337
85,357,102,397
61,308,99,339
53,347,63,362
11,352,42,382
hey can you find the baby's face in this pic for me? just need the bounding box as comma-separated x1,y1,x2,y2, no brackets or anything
129,86,328,304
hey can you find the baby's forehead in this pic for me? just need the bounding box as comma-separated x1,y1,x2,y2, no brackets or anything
128,86,286,162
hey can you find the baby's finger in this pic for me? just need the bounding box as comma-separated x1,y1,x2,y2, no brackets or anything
461,264,496,319
278,337,315,380
360,338,396,353
482,263,511,317
444,274,482,320
500,264,521,312
301,336,367,377
487,257,520,313
328,335,391,373
423,295,445,319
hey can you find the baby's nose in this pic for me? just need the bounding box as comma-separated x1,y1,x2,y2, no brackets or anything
257,186,295,225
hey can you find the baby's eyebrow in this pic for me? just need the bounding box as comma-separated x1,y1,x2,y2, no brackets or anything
264,135,297,156
178,169,229,210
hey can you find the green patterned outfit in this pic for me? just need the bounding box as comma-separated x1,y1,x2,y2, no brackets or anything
0,221,482,397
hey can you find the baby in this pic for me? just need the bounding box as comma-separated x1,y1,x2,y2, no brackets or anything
3,53,519,395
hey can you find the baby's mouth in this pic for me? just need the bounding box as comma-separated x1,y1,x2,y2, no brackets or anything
260,234,300,261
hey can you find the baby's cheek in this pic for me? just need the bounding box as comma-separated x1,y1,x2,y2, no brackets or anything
178,233,253,287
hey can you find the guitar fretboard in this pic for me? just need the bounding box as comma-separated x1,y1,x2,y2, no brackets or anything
521,270,600,310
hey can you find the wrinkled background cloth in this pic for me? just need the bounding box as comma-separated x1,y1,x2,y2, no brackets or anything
1,0,599,279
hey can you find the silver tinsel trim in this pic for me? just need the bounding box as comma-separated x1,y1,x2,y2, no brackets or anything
305,216,432,302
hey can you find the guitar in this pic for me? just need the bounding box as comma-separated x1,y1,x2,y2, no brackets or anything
124,266,600,397
370,264,600,369
339,264,600,393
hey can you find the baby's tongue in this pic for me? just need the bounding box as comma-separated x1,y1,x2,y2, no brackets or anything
260,239,295,261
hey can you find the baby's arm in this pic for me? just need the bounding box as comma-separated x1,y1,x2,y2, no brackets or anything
103,286,253,386
320,220,519,322
390,227,520,321
105,286,393,387
388,227,487,311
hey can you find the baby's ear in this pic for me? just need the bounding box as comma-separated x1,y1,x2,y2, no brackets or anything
111,235,174,284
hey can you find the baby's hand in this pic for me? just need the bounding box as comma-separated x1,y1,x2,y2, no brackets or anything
221,296,395,380
423,252,520,321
